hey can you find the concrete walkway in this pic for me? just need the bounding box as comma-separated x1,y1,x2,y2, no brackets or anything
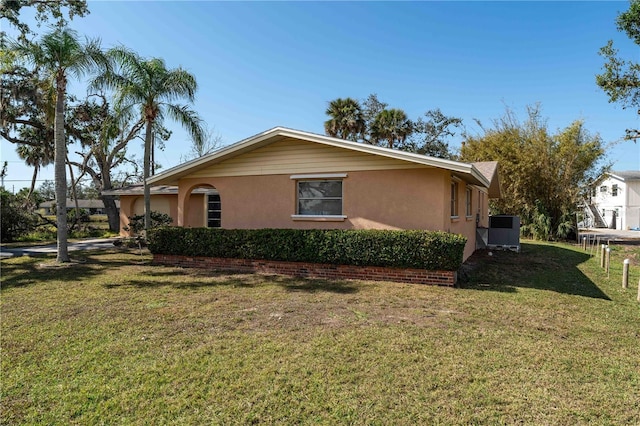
0,238,119,258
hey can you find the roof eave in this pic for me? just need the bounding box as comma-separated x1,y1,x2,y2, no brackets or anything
147,127,494,188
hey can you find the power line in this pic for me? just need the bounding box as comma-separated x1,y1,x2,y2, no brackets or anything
2,177,93,182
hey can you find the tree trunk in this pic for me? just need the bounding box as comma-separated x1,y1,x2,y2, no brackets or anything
102,194,120,232
54,73,69,262
143,120,153,232
100,170,120,233
27,166,38,200
67,159,80,232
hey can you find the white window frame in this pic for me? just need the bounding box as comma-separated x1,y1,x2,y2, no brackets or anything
291,173,347,221
465,186,473,217
451,181,459,218
206,193,221,228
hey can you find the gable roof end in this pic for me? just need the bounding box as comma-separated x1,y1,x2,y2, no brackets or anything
148,127,494,189
472,161,501,198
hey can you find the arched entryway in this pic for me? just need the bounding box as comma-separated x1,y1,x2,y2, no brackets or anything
179,183,221,228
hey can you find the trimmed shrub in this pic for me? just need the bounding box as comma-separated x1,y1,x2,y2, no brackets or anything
148,228,466,271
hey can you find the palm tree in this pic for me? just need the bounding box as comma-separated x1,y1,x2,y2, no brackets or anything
324,97,365,142
16,142,53,199
94,47,204,231
12,27,105,262
370,108,413,150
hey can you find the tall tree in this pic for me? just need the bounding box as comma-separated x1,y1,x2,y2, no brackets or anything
16,141,52,198
596,0,640,142
324,97,365,142
1,0,89,40
94,47,204,231
11,27,105,262
408,109,463,159
66,95,145,231
460,105,608,240
361,93,387,144
180,125,223,163
370,108,412,150
323,94,462,158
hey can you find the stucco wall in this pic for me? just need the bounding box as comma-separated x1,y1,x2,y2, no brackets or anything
179,169,449,230
117,193,204,237
117,169,485,259
176,168,480,261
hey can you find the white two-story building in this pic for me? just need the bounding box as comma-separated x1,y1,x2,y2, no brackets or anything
592,171,640,230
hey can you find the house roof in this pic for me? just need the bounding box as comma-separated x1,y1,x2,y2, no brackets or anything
471,161,501,198
39,199,120,209
147,127,500,195
609,170,640,181
101,184,217,196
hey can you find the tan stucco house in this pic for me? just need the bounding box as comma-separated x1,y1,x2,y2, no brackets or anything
106,127,500,261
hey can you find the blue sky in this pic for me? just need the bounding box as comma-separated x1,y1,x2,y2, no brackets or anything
2,0,639,191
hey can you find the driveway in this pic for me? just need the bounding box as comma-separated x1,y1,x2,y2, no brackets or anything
0,238,119,258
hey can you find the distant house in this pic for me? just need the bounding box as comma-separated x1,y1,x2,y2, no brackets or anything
106,127,501,261
591,171,640,230
39,199,120,216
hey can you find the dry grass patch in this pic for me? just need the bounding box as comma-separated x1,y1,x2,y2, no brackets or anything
2,242,639,424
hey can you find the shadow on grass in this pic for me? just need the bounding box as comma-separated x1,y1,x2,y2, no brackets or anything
460,242,611,300
270,275,360,294
0,249,149,290
1,253,100,290
111,268,360,294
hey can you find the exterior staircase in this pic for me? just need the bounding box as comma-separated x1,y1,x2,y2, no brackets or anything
586,203,607,228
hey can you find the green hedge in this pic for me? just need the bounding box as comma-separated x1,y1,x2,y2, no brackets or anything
148,228,467,271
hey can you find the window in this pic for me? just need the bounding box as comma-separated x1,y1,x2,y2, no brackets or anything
600,185,607,193
612,184,618,197
297,180,343,216
451,181,459,217
465,187,473,217
207,194,221,228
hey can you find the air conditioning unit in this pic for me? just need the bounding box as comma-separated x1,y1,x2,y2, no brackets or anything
487,215,520,252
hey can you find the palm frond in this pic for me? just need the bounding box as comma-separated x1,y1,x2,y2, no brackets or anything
164,103,204,146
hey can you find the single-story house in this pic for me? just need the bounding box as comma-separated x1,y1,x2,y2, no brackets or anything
105,127,501,261
39,199,120,215
591,170,640,230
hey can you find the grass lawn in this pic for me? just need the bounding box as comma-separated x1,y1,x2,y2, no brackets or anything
2,240,639,424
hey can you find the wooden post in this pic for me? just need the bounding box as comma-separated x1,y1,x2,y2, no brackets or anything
606,248,611,277
622,259,630,289
582,236,587,250
600,244,606,268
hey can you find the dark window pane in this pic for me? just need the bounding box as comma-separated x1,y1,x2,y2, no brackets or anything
298,199,342,215
298,180,342,198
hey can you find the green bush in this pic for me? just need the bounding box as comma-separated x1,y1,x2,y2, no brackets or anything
125,211,173,235
0,189,39,242
67,208,90,223
148,228,466,271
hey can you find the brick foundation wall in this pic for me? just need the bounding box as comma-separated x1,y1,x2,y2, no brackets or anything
152,254,457,286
